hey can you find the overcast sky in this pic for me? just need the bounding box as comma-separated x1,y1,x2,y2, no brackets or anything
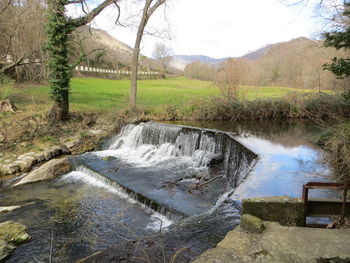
83,0,320,58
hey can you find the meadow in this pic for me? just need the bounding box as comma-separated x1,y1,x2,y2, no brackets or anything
6,76,327,112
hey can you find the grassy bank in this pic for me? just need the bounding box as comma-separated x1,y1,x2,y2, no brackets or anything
6,77,329,112
317,121,350,181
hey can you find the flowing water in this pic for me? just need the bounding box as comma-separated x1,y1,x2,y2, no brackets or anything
0,120,338,263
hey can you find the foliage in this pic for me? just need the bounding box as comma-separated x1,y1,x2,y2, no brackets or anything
323,3,350,81
46,0,73,120
324,121,350,180
215,58,251,100
0,73,13,100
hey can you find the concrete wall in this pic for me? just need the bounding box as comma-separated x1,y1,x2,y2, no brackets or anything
242,196,304,226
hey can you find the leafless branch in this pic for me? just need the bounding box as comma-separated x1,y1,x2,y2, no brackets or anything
0,0,13,17
70,0,121,28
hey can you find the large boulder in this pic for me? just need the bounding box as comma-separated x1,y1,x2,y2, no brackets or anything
14,157,71,186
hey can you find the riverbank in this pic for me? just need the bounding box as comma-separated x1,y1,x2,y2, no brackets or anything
0,110,137,177
192,220,350,263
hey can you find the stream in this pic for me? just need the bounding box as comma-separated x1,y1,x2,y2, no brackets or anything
0,119,338,263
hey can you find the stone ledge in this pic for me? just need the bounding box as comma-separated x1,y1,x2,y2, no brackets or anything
242,196,304,226
0,145,70,177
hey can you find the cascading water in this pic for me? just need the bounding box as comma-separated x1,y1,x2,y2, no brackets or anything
96,122,257,179
76,122,258,220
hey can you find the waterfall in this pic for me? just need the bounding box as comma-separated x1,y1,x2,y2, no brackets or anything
101,122,258,188
75,122,258,222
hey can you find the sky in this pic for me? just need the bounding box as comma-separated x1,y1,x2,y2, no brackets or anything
70,0,321,59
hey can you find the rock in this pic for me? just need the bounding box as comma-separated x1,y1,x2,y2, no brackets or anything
0,221,30,245
1,164,20,175
208,153,224,167
0,240,15,262
35,152,46,162
60,145,70,154
0,134,4,143
0,99,17,113
14,157,71,186
14,159,33,172
102,156,114,161
240,214,265,234
43,151,52,161
0,206,21,213
242,196,304,226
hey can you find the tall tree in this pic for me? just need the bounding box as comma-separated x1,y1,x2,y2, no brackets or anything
46,0,119,121
130,0,165,110
152,42,172,78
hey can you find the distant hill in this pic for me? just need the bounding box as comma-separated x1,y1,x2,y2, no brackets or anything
73,26,157,70
170,55,228,70
171,37,315,70
242,45,272,60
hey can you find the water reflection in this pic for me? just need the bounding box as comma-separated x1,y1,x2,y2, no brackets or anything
167,119,338,200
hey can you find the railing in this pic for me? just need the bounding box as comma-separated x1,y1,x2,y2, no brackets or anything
302,181,350,227
74,66,159,75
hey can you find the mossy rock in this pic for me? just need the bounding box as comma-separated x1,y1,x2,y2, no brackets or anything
240,214,265,234
0,221,31,245
0,240,15,262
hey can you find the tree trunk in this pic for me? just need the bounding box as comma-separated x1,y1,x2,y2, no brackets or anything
130,0,152,110
49,92,69,121
129,0,165,110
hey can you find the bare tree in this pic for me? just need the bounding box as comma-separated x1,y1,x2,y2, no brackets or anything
130,0,166,110
0,0,46,81
215,58,251,100
184,61,217,81
152,42,172,78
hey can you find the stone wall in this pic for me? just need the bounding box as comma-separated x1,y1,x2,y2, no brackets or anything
242,196,304,226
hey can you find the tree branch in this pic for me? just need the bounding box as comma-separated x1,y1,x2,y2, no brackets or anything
69,0,120,28
146,0,165,19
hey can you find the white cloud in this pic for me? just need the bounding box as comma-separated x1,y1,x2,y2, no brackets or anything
84,0,318,58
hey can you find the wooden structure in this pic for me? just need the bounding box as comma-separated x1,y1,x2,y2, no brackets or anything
302,181,350,226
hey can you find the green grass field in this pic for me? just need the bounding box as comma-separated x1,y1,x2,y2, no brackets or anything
6,76,329,111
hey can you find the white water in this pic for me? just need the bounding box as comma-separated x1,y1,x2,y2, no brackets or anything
93,124,215,169
60,167,173,230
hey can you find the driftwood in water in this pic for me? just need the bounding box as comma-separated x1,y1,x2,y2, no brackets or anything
188,175,224,193
0,99,17,113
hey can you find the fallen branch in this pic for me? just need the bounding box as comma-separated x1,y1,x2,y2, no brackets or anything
157,174,198,190
188,175,223,193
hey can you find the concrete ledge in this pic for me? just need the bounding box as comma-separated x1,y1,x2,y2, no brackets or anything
242,196,304,226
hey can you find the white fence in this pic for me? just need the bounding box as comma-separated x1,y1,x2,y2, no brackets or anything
74,66,159,75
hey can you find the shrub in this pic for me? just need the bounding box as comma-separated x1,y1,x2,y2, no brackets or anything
325,121,350,181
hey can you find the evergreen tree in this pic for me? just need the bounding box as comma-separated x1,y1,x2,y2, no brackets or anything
323,3,350,89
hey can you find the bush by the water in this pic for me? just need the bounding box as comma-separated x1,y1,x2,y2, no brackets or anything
324,121,350,181
157,93,350,121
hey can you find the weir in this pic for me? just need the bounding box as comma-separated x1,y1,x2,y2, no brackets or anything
76,122,258,221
